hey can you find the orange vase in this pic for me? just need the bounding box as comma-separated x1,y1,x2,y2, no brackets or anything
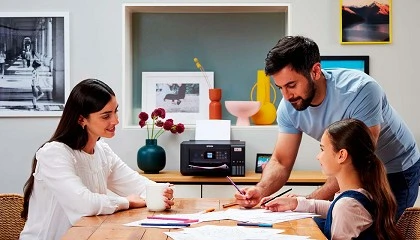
209,88,222,119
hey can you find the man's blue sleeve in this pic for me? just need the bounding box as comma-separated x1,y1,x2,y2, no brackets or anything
276,100,301,134
348,81,384,127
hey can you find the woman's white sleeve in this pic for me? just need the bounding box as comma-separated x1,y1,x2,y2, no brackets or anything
35,143,129,224
102,142,154,198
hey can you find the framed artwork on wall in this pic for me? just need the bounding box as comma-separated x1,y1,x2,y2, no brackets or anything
0,12,70,117
321,56,369,74
141,72,214,125
255,153,271,173
340,0,391,44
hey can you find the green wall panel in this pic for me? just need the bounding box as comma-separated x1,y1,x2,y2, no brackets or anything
132,12,285,124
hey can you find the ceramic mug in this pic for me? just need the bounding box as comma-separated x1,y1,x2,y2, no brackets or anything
146,182,170,211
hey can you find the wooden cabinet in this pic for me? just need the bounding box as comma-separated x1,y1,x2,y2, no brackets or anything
140,170,326,198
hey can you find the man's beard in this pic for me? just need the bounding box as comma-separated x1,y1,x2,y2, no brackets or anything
290,77,316,111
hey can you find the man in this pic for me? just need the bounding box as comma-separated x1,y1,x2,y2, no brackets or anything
235,36,420,219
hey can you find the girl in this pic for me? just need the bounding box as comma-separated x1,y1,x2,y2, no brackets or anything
261,119,402,240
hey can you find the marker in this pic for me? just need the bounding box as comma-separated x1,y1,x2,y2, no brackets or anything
261,188,293,206
141,222,190,227
226,176,245,195
222,202,239,208
199,208,215,214
237,222,273,227
147,216,198,223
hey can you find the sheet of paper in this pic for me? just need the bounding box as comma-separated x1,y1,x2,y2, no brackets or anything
149,208,319,225
165,225,286,240
195,120,231,140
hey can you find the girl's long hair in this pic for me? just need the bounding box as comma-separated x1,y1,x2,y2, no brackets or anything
327,119,402,240
21,79,115,219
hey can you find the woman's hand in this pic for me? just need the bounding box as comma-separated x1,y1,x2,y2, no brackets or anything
260,196,298,212
126,194,146,208
163,187,174,209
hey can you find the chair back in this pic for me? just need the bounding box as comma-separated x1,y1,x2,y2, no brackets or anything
396,207,420,239
0,193,25,240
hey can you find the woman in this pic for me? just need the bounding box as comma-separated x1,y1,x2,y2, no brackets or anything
20,79,174,240
261,119,402,240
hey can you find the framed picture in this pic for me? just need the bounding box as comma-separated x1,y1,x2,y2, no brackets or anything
0,12,70,117
321,56,369,74
141,72,214,125
340,0,391,44
255,153,271,173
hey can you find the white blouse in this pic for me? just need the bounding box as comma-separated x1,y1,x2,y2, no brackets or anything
20,140,154,240
294,189,373,240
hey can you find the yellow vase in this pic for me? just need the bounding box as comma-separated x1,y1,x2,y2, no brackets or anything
250,70,277,125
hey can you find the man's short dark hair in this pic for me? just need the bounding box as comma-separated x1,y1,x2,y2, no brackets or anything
265,36,320,77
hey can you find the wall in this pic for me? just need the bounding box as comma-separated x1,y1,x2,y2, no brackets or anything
1,0,419,194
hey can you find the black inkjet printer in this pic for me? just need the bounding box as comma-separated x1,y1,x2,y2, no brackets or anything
180,140,245,176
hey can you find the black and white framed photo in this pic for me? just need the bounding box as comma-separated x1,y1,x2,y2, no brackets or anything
255,153,271,173
0,12,70,117
141,72,214,125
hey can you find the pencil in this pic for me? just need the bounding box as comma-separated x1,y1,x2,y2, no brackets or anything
141,222,190,227
147,216,199,223
237,222,273,227
204,208,215,213
226,176,245,195
261,188,293,206
222,202,239,208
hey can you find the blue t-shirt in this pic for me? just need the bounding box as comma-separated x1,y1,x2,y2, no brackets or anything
277,68,419,173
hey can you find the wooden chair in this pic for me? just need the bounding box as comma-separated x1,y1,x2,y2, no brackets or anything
396,207,420,239
0,193,26,240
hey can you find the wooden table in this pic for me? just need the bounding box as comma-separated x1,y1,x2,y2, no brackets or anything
140,170,327,185
63,198,326,240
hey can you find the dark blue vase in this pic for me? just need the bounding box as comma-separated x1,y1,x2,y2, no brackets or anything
137,139,166,174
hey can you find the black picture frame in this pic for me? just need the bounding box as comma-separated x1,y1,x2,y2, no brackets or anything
321,56,369,74
255,153,271,173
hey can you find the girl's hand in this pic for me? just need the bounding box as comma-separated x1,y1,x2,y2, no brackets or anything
260,196,298,212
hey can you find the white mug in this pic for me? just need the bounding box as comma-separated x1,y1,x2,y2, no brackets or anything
146,183,170,211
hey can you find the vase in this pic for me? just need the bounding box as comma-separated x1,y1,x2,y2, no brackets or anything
209,88,222,119
137,139,166,174
250,70,277,125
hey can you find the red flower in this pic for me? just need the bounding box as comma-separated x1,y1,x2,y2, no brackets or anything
138,108,184,139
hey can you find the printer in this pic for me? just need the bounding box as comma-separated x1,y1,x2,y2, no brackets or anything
180,140,245,176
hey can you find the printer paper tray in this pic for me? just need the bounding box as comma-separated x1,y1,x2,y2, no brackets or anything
188,164,229,170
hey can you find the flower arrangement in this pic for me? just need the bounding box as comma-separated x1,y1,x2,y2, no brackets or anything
138,108,185,139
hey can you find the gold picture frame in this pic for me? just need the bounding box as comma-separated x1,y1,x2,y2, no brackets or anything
340,0,392,44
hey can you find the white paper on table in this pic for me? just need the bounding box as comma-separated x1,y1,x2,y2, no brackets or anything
195,120,231,140
150,209,318,225
165,225,285,240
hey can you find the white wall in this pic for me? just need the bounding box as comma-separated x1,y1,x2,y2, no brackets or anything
1,0,419,194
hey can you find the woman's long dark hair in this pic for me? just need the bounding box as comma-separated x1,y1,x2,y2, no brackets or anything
326,119,402,240
21,79,115,219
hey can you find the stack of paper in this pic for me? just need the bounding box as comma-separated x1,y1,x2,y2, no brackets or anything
164,225,310,240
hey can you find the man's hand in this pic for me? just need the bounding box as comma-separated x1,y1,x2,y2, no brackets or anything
234,186,264,208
